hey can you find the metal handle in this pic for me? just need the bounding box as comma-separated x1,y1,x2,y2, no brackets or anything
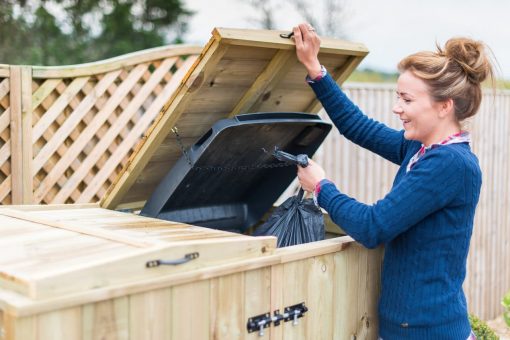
280,32,294,39
146,252,199,268
273,148,309,167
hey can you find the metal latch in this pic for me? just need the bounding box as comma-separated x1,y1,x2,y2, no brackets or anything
284,303,308,325
246,302,308,337
145,252,199,268
246,312,272,336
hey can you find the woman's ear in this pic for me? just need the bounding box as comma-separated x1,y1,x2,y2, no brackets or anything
438,98,455,119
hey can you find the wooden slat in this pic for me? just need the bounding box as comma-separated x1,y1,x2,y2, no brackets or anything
210,273,244,339
21,66,32,203
0,77,9,99
0,107,11,133
101,40,230,209
31,79,61,111
171,281,210,340
82,297,129,340
0,174,11,202
212,27,369,56
0,209,155,248
129,288,172,339
9,66,22,204
0,140,11,169
22,236,275,300
228,49,295,117
0,65,10,77
32,45,202,78
33,65,147,203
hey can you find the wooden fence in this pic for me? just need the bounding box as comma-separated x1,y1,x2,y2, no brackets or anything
0,44,201,205
0,45,508,320
316,82,510,320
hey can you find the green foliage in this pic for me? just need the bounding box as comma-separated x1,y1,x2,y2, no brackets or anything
503,290,510,327
469,314,500,340
0,0,193,66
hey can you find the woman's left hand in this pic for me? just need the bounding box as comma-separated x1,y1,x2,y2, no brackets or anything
297,159,326,192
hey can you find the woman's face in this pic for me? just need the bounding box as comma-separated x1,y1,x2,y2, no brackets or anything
393,71,446,146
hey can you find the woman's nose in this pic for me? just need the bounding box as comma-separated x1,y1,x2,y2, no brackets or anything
393,104,403,115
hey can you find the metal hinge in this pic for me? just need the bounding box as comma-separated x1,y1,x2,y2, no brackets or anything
246,302,308,336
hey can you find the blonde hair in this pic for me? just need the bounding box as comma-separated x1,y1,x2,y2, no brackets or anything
398,37,495,121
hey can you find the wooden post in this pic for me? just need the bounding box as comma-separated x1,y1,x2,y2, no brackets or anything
9,66,33,204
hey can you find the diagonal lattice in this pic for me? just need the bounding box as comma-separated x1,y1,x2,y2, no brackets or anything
0,47,200,205
30,54,198,204
0,77,11,204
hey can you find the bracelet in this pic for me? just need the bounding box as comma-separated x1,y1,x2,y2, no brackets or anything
312,181,322,207
306,65,327,84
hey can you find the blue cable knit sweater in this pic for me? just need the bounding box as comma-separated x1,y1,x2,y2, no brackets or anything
310,74,481,339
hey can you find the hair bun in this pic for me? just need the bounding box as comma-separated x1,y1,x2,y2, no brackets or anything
442,38,492,83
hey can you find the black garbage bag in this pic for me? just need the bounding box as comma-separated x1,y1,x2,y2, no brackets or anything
253,189,325,247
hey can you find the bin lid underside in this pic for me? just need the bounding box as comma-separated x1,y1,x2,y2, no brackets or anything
140,112,331,232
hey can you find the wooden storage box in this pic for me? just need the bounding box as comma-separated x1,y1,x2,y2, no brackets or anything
0,28,383,339
0,205,382,340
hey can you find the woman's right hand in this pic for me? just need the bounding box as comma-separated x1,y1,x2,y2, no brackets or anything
292,23,322,79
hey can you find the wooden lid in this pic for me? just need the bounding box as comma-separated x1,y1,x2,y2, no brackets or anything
0,206,275,300
101,27,368,209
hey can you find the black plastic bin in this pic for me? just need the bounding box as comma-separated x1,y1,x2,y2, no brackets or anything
141,112,331,233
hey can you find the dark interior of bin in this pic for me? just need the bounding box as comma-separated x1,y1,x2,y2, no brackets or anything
141,112,332,233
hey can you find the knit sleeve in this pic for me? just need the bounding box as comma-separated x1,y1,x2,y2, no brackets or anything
309,74,409,165
317,148,465,248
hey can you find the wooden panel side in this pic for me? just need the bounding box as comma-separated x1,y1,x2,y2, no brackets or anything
244,268,272,340
171,280,210,340
3,313,36,340
332,244,382,340
82,296,129,340
3,308,81,340
210,273,245,340
35,308,82,340
129,288,172,340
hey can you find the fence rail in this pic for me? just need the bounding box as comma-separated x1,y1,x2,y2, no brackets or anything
316,82,510,320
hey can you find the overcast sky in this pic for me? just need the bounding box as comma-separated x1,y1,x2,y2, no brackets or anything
183,0,510,79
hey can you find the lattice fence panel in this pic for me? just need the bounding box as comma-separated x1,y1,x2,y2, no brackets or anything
31,53,198,204
0,77,11,204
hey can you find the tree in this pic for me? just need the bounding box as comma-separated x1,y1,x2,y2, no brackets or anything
245,0,349,38
0,0,193,65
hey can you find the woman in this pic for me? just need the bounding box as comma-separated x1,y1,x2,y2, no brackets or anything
292,23,495,339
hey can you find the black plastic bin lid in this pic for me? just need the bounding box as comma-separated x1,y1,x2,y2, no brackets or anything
140,112,331,232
